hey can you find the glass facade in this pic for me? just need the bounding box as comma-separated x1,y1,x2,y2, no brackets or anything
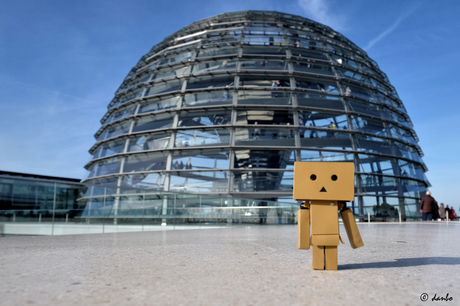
84,11,430,219
0,171,86,223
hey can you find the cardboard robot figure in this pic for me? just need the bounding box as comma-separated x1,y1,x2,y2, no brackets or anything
294,162,363,270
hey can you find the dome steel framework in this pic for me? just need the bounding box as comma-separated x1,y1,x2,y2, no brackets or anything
83,11,429,218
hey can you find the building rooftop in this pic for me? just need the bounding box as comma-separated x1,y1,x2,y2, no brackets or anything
0,170,81,183
2,223,459,305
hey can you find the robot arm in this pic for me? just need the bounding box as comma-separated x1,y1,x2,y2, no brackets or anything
340,204,364,249
298,202,311,249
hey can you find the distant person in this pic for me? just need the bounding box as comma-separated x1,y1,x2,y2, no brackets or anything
276,206,283,224
299,120,305,138
309,123,315,138
327,122,336,138
449,207,457,220
446,205,451,220
420,191,436,221
271,80,278,98
259,201,267,224
345,86,351,97
253,121,260,140
285,122,292,139
432,201,440,221
439,203,446,220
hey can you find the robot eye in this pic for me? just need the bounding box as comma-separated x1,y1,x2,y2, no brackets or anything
310,174,317,181
331,175,338,181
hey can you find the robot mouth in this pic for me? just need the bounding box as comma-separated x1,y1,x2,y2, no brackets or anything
320,187,327,192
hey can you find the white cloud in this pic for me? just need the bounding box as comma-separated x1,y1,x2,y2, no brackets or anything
364,4,419,51
297,0,347,31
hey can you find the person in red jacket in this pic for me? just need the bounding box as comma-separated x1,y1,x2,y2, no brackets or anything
420,191,437,221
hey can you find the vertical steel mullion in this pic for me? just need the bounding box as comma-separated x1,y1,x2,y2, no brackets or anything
102,187,106,233
51,182,57,235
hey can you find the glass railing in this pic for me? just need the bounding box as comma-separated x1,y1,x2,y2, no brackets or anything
0,182,299,236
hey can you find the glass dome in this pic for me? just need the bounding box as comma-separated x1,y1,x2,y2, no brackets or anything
83,10,430,218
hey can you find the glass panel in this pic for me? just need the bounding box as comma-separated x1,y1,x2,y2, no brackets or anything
243,35,283,45
299,131,353,150
357,154,395,175
393,142,422,163
237,90,293,106
171,149,230,170
186,75,234,90
335,68,369,85
116,75,150,95
93,140,126,159
192,60,236,74
157,51,193,67
127,133,170,152
178,110,232,127
374,92,394,108
360,174,398,195
123,152,168,173
290,38,323,50
98,122,130,141
362,196,401,218
400,179,427,198
169,171,228,192
196,47,238,58
388,124,417,145
290,49,328,61
84,178,117,197
182,91,233,107
116,195,144,216
236,110,293,125
151,66,188,81
144,80,182,96
341,84,375,101
330,55,359,69
295,79,339,95
292,61,333,75
300,150,354,162
115,89,144,106
103,106,136,124
175,129,230,147
299,111,348,132
202,35,241,46
233,150,296,170
88,157,122,178
245,26,283,35
234,127,295,146
241,46,287,56
132,115,173,133
297,95,344,110
354,135,393,155
384,109,411,128
397,160,428,182
120,173,165,191
404,198,422,218
346,99,381,117
232,171,293,192
138,96,179,113
240,59,289,71
239,76,290,88
349,115,386,136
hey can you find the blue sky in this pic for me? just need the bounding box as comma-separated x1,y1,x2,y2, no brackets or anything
1,0,459,206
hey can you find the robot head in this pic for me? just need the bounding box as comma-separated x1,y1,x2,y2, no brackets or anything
293,162,354,201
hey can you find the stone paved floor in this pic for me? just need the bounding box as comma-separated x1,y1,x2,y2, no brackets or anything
1,222,459,306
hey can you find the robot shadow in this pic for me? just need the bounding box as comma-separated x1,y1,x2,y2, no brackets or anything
339,257,460,270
